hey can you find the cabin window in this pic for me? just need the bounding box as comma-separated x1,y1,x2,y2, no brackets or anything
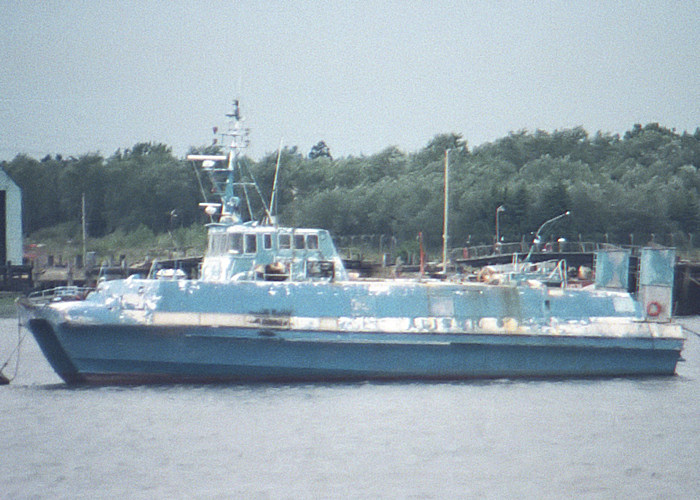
263,233,273,250
279,234,291,250
294,234,306,250
209,233,228,255
217,234,227,255
307,234,319,249
227,233,243,254
245,234,257,254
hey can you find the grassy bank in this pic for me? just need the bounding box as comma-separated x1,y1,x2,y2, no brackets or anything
26,223,208,266
0,293,21,318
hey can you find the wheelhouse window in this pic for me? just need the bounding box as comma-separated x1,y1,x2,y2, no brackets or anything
279,233,291,250
207,234,215,254
294,234,305,250
209,232,227,255
307,234,319,250
245,234,257,254
227,233,243,254
263,233,273,250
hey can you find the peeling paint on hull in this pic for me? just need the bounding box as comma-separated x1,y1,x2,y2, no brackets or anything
25,317,683,385
18,273,685,385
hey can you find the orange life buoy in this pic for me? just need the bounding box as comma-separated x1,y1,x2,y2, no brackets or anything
477,267,494,282
646,301,662,317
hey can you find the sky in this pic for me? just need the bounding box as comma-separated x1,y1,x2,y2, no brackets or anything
1,1,698,162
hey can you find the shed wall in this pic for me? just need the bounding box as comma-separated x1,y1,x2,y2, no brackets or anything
0,170,23,264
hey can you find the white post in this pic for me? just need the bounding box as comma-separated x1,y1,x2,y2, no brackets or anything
496,205,505,245
82,193,87,267
442,149,450,272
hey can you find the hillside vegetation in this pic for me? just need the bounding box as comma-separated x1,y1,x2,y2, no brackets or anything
3,123,699,258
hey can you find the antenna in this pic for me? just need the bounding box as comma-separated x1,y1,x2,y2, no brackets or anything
269,138,284,225
188,99,275,223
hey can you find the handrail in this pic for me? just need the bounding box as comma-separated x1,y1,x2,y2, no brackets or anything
453,241,652,261
27,286,93,304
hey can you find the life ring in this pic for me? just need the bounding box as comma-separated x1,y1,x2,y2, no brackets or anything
477,267,494,282
646,301,662,317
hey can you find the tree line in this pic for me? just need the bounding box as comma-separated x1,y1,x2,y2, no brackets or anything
2,123,699,252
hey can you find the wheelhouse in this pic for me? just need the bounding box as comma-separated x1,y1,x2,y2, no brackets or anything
201,223,347,282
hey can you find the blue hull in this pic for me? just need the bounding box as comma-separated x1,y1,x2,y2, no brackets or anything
27,318,683,385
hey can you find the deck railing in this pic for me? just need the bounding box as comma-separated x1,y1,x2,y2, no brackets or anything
452,241,646,261
27,286,93,304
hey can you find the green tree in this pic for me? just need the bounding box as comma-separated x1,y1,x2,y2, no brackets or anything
57,154,107,236
3,154,61,233
104,143,200,232
308,141,332,160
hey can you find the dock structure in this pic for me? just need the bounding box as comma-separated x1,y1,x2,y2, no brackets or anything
0,168,32,291
676,260,700,316
454,242,700,316
0,262,32,291
30,255,202,289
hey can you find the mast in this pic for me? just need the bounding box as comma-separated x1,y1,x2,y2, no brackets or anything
188,99,271,224
222,99,246,221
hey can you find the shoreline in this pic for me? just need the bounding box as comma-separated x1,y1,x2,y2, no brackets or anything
0,292,21,318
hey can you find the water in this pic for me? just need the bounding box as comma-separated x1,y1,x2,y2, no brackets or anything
1,317,699,499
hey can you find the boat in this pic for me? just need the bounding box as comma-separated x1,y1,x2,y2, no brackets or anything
16,101,685,384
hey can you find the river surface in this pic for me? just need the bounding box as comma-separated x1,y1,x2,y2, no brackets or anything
1,316,699,499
